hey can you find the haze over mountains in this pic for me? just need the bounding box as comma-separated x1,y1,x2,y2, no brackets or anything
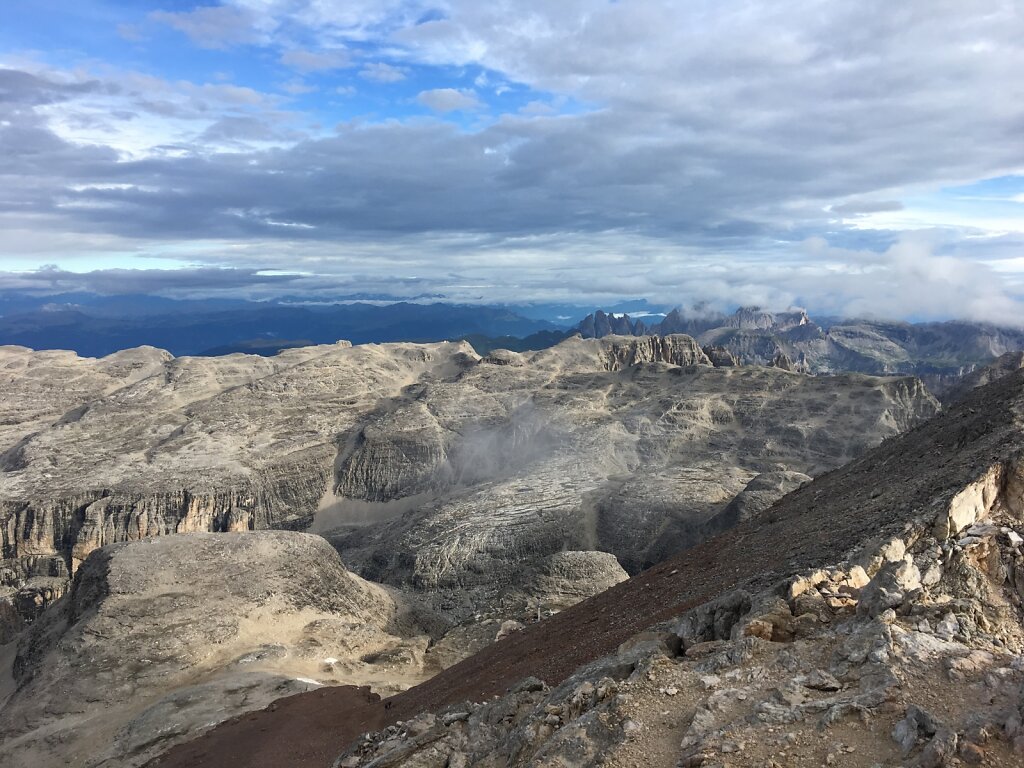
0,294,561,357
3,293,1024,389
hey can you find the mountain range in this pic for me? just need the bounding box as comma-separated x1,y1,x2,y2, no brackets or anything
5,293,1024,393
0,294,560,357
570,307,1024,395
3,311,1024,767
1,334,1023,767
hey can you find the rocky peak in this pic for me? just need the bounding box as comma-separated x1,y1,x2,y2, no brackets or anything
574,310,647,338
727,306,812,332
596,334,712,369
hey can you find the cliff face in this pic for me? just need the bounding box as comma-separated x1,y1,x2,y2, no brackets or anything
0,341,473,629
0,531,425,768
1,453,332,564
598,334,711,369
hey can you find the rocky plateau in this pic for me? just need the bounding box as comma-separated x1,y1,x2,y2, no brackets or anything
2,335,938,636
152,363,1024,768
2,331,1015,768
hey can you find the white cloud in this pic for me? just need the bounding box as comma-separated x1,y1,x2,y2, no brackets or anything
149,6,265,49
116,23,144,42
280,79,317,95
2,2,1024,320
358,62,406,82
280,48,350,72
416,88,482,112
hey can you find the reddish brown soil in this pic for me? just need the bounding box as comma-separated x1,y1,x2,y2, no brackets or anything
149,371,1024,768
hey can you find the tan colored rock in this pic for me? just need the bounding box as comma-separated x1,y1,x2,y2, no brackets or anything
934,464,1004,539
0,532,423,768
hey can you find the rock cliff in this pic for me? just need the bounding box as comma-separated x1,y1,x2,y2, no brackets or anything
0,531,429,768
0,341,475,625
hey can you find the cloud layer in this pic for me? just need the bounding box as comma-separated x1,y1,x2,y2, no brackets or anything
1,1,1023,322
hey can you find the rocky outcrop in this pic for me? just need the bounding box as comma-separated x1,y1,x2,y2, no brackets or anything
942,350,1024,404
597,334,712,369
524,551,628,607
704,470,812,532
0,341,477,623
336,510,1024,767
330,372,1024,768
702,345,737,367
727,306,811,332
0,531,430,768
575,310,647,338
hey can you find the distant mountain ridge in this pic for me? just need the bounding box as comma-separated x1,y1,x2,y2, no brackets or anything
4,290,1023,393
571,306,1024,392
0,297,559,357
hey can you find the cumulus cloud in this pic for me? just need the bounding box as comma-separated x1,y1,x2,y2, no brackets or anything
0,265,303,296
416,88,482,112
150,6,264,49
280,48,350,72
197,115,304,144
1,228,1021,325
830,201,905,216
358,62,406,82
1,2,1023,322
0,68,108,105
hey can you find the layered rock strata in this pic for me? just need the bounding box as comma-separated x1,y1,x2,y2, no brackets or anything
2,336,938,631
0,531,431,768
333,371,1024,768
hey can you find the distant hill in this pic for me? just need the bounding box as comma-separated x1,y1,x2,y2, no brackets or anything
0,295,559,357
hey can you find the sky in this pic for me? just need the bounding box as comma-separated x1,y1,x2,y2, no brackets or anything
1,0,1023,323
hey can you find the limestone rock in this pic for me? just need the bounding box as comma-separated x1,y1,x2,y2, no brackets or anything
857,557,922,618
0,532,421,768
525,551,628,608
701,345,737,367
1,336,938,626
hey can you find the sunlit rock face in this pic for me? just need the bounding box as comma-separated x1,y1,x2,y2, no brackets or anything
1,335,938,627
0,531,426,768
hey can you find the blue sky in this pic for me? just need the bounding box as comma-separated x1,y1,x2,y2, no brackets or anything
0,1,1023,323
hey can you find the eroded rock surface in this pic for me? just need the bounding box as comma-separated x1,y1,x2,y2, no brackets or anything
149,365,1024,768
335,392,1024,768
0,341,474,619
328,335,937,614
0,531,430,768
2,335,938,629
